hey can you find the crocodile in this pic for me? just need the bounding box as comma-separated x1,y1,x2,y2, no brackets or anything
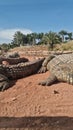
0,58,44,91
0,56,29,65
38,53,73,86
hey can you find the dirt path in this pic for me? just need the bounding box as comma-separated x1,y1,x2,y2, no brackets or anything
0,70,73,129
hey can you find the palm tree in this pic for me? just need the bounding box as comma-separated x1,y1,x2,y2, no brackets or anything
41,35,49,45
31,33,37,45
13,31,25,46
36,33,44,44
67,32,73,40
45,31,61,50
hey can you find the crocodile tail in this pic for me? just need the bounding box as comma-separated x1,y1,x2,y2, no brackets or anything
59,64,73,85
66,72,73,85
58,71,73,85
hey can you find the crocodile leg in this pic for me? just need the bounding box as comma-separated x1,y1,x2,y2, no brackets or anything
38,74,57,86
0,81,9,91
38,55,55,73
38,66,47,73
0,74,10,91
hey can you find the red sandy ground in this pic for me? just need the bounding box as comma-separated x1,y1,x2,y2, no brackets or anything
0,48,73,130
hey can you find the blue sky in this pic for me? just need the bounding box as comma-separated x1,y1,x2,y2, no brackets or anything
0,0,73,43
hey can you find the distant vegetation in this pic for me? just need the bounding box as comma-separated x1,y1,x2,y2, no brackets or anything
0,30,73,52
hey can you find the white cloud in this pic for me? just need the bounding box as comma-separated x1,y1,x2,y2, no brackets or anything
0,28,32,43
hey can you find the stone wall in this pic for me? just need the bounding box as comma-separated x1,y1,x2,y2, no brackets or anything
19,50,73,57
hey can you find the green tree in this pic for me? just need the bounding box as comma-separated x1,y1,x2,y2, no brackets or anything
67,32,73,40
26,33,39,45
45,31,61,50
13,31,25,46
26,34,33,45
37,33,44,44
41,35,49,45
31,33,37,45
38,33,44,39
